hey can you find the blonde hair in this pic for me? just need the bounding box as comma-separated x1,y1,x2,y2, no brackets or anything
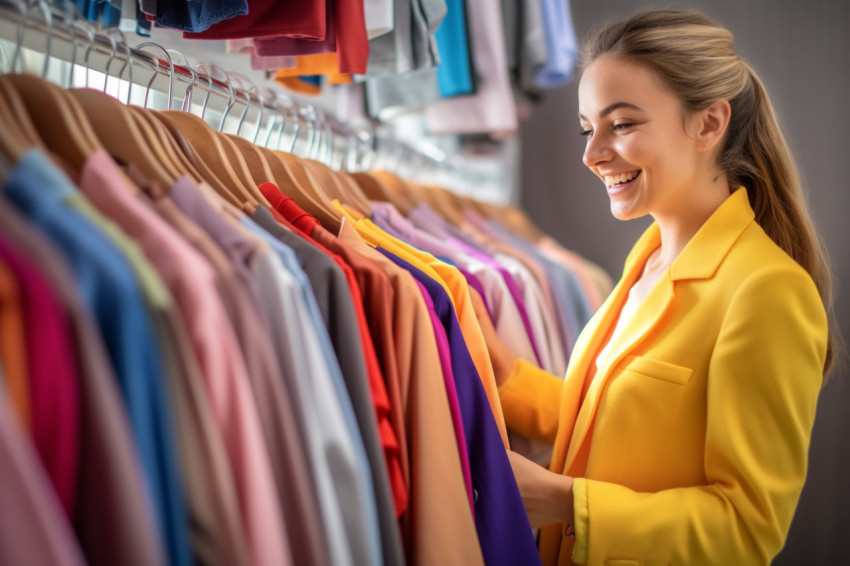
581,9,839,376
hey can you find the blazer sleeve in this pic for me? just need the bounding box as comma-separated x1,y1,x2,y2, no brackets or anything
573,265,827,565
498,358,563,444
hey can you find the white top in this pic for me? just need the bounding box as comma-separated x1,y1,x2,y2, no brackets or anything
596,284,642,369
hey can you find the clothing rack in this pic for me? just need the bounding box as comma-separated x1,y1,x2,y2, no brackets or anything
0,0,487,189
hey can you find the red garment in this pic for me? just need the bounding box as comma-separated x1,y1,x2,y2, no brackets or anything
183,0,326,41
255,0,369,74
259,185,408,517
0,236,80,516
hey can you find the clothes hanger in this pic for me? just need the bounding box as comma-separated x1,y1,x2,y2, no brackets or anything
0,92,27,170
408,182,465,227
335,170,373,216
369,170,418,215
0,0,45,153
108,35,202,185
147,69,245,206
0,1,99,174
0,79,44,149
228,134,275,186
351,171,394,202
255,105,343,231
132,53,256,207
158,109,261,208
300,118,373,215
221,81,276,186
67,34,177,189
153,65,263,208
272,150,343,233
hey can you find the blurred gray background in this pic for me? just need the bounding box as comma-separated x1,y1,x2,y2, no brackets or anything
521,1,849,563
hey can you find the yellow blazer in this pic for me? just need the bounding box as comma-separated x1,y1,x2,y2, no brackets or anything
498,188,827,565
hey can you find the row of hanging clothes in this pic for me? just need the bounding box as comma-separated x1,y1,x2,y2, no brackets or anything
0,2,611,566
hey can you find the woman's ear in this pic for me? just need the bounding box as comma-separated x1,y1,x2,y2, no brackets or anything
692,99,732,153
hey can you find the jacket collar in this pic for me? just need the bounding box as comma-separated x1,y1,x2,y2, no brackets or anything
624,186,755,283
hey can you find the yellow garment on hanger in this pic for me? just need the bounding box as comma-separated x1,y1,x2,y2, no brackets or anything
334,200,510,447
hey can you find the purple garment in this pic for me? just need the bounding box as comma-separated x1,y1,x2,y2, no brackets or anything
413,278,474,516
378,248,541,566
378,202,542,366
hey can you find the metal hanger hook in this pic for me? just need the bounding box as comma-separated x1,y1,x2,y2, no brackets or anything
229,72,265,144
191,68,213,120
100,29,117,95
63,0,87,88
199,64,234,131
9,0,26,73
106,27,133,104
136,41,175,110
31,0,53,79
181,65,196,113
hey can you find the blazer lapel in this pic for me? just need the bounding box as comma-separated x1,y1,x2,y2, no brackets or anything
562,274,675,474
548,223,662,474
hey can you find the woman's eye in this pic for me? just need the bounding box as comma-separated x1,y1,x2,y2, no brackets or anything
579,129,593,137
613,123,634,132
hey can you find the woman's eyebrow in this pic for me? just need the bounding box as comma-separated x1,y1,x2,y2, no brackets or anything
578,101,645,121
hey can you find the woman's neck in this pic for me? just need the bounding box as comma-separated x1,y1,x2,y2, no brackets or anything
650,175,732,272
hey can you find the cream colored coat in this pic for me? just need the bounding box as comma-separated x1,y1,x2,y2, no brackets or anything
499,188,827,565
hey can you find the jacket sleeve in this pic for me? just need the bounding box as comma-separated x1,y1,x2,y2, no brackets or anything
574,265,827,565
498,358,563,444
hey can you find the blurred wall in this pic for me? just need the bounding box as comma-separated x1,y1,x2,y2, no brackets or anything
520,1,849,563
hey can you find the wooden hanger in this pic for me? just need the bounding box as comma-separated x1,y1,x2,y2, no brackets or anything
149,110,245,206
303,158,370,214
335,171,373,216
217,133,270,204
370,170,418,215
227,134,275,186
0,74,100,175
156,110,260,208
351,171,393,203
270,150,342,232
0,80,46,150
67,88,176,188
0,92,28,176
129,106,203,185
414,183,465,227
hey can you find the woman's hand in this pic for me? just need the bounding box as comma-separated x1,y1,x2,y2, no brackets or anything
507,450,575,528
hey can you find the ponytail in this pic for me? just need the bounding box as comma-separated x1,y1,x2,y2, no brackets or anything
722,65,839,377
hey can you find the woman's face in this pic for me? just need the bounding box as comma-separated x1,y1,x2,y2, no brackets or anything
578,55,702,221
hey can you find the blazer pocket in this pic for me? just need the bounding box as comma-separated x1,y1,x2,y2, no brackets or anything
620,355,693,385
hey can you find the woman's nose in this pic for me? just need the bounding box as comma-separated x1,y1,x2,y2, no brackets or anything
582,134,614,169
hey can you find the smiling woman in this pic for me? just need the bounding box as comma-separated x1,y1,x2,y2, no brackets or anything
492,8,839,566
